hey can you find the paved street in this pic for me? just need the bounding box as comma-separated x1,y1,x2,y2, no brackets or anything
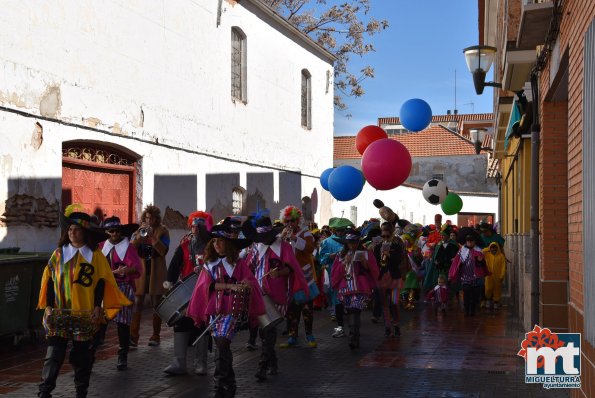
0,300,570,398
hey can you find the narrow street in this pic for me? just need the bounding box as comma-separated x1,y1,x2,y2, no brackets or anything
0,301,569,397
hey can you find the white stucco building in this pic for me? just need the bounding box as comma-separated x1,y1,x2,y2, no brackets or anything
0,0,335,253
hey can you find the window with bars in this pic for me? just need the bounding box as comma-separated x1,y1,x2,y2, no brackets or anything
232,188,244,215
301,69,312,129
231,28,246,102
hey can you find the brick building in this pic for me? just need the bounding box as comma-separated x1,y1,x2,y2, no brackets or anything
479,0,595,396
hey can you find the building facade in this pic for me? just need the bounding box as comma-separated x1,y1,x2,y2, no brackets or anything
481,0,595,395
0,0,335,255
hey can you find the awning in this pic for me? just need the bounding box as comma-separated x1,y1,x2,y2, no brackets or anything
504,99,521,150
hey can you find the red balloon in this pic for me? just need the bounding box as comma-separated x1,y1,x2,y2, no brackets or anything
361,138,412,190
355,125,388,155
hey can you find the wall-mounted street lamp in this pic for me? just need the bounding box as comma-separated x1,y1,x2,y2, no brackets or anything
463,45,502,95
470,128,490,154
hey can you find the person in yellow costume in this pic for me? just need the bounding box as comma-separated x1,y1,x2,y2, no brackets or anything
37,210,132,398
482,242,506,310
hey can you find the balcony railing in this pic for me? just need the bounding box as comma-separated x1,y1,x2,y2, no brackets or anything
517,0,554,49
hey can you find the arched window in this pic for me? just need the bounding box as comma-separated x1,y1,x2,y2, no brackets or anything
232,187,244,215
301,69,312,129
231,27,247,102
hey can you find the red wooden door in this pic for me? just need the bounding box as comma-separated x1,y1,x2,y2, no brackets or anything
62,163,133,223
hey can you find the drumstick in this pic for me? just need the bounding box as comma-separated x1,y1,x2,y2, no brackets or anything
192,314,221,346
259,268,281,281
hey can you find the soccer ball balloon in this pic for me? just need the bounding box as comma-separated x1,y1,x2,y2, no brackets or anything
422,179,449,205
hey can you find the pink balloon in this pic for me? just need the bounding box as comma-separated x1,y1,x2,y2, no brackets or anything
361,138,412,190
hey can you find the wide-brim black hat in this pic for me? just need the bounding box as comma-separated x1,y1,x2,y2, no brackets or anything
479,222,493,232
100,216,139,238
61,211,108,241
457,227,481,245
242,215,283,243
211,219,252,250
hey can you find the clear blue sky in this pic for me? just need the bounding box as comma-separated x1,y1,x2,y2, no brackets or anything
334,1,493,136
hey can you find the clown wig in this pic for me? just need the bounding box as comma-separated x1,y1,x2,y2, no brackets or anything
280,205,302,222
187,210,214,232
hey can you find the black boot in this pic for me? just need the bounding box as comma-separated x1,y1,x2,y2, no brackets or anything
254,360,268,382
213,338,235,396
348,310,361,349
255,327,276,381
70,341,92,398
268,355,278,375
117,322,130,371
221,383,236,398
38,344,67,398
117,348,128,371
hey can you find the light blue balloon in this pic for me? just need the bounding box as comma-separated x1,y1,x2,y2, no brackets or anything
328,165,365,201
320,168,334,191
400,98,432,132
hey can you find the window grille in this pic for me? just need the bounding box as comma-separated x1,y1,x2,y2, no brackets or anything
232,188,244,215
231,28,246,102
301,69,312,128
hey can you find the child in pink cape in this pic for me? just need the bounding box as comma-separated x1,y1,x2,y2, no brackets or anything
331,229,380,349
241,211,309,382
187,220,264,398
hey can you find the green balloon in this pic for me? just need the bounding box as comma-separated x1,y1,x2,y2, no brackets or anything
441,193,463,215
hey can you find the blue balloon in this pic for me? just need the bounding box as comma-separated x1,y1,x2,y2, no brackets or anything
328,165,365,201
320,167,334,191
399,98,432,132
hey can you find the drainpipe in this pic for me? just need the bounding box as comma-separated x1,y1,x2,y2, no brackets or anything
530,72,541,327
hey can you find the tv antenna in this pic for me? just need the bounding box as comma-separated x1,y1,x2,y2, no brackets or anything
464,102,475,113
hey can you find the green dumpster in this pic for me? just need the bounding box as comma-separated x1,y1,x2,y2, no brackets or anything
0,254,35,337
29,254,51,331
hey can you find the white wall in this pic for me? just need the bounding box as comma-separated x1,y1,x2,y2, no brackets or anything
0,1,335,253
0,1,333,175
330,182,498,227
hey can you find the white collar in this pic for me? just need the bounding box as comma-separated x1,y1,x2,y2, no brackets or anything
62,244,93,264
101,237,130,261
257,238,282,259
206,257,235,277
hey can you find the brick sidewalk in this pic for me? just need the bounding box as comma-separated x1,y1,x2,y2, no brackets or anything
1,301,571,397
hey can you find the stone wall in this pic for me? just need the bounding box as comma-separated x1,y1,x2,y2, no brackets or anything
0,194,59,228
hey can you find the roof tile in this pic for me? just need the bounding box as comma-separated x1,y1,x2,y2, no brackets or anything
334,125,481,159
378,113,494,125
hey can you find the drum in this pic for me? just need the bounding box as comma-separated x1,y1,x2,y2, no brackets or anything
230,285,251,332
43,309,98,341
155,273,199,327
293,280,320,305
257,295,284,330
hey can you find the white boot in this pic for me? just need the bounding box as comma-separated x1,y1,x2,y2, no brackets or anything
193,335,208,375
163,332,189,375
